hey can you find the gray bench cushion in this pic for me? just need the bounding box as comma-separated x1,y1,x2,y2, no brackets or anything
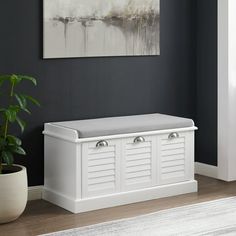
53,113,194,139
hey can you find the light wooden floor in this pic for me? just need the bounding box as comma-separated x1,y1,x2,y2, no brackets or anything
1,175,236,236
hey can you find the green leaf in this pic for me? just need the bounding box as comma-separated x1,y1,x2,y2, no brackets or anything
24,95,40,107
10,105,21,111
0,74,37,86
12,146,26,155
2,151,14,165
22,107,31,114
5,109,17,122
4,105,20,122
15,94,30,114
10,74,21,85
18,75,37,86
15,94,26,108
16,116,26,133
7,135,22,146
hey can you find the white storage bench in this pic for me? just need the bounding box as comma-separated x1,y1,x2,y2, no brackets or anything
43,113,198,213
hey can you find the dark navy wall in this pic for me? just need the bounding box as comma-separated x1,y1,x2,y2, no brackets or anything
195,0,218,166
0,0,216,186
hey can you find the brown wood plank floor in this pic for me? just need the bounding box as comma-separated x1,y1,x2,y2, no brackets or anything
1,175,236,236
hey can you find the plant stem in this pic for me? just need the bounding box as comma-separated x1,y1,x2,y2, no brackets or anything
4,119,8,139
0,80,15,174
3,81,14,140
10,81,14,97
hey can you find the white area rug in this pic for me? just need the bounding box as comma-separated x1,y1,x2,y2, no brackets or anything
42,197,236,236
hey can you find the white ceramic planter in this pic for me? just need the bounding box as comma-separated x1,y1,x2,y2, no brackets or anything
0,165,28,224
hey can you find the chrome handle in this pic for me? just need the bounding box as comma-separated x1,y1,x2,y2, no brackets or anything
168,132,179,139
134,136,145,143
96,140,108,148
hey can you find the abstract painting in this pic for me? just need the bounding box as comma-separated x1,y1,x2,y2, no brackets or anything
43,0,160,58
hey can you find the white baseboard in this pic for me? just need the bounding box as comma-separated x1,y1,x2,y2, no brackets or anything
28,186,43,201
28,163,218,202
43,181,198,213
195,162,218,179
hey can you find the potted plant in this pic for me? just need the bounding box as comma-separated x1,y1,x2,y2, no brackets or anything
0,74,40,224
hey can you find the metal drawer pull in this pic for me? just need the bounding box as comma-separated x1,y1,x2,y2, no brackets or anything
134,136,145,143
96,140,109,148
168,132,179,139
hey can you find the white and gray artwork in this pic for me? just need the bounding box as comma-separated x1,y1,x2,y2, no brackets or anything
43,0,160,58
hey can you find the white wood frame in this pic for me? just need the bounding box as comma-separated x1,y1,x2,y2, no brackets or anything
218,0,236,181
43,124,197,213
193,0,236,182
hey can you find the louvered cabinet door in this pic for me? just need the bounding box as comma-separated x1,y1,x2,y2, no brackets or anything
121,136,156,191
157,131,194,185
82,139,121,198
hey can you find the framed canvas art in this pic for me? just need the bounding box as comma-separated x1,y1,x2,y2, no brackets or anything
43,0,160,58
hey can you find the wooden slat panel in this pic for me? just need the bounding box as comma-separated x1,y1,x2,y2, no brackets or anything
126,176,151,185
162,148,185,156
122,135,155,191
127,170,151,179
82,139,121,198
88,170,115,179
161,143,185,151
126,147,151,156
88,146,115,154
88,157,115,167
126,153,151,161
162,165,185,174
88,175,115,185
126,159,151,167
161,171,185,179
88,151,115,160
162,159,185,168
126,164,151,173
88,163,115,173
162,154,185,162
157,131,194,186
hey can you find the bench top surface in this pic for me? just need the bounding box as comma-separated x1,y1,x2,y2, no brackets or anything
51,113,194,139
